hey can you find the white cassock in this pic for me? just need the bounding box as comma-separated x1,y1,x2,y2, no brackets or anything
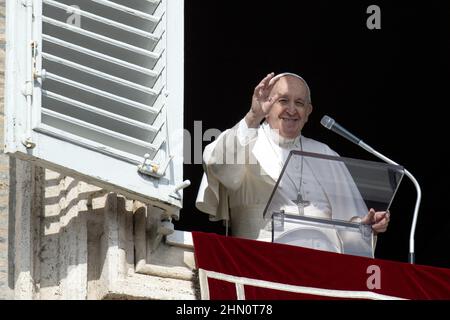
196,119,374,257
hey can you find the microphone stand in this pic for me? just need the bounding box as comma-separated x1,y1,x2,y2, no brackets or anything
321,115,421,263
359,141,421,264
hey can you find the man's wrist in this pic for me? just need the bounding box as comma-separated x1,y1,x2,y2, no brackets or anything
245,110,264,128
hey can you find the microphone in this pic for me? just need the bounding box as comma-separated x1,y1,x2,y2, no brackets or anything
320,115,361,145
320,115,422,264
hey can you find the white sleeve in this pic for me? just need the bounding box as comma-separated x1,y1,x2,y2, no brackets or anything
237,118,258,146
196,119,257,221
202,119,253,192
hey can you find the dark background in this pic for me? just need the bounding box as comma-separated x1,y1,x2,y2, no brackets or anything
177,0,450,268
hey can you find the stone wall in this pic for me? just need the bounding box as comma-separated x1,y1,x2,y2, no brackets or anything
0,0,13,300
8,166,196,300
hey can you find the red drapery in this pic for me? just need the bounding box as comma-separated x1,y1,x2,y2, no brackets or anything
192,232,450,300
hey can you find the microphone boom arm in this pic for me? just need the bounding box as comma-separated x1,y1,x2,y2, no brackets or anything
321,115,421,264
359,141,421,264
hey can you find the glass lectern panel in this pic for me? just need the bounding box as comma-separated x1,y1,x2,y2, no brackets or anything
263,150,404,258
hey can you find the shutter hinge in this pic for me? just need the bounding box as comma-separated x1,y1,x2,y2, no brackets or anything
22,41,42,97
34,68,46,81
21,81,33,97
22,138,36,149
21,0,32,7
31,41,46,81
138,153,174,178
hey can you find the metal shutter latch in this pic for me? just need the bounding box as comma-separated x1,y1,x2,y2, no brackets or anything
138,153,173,178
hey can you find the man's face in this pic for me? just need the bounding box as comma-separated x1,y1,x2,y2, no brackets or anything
266,76,313,139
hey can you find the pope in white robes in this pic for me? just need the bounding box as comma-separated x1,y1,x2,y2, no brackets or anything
195,72,390,257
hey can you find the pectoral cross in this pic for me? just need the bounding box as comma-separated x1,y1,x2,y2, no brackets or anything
293,192,310,215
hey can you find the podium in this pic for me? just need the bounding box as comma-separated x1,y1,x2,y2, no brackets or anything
263,150,404,257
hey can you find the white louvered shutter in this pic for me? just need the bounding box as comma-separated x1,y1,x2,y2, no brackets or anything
4,0,184,209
